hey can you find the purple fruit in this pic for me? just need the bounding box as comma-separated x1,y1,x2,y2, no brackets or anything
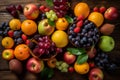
11,10,19,18
16,4,23,13
6,5,16,13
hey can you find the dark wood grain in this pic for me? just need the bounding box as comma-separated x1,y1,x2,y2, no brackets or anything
0,0,120,80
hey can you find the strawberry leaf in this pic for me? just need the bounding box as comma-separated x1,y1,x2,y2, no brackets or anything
67,48,86,55
76,54,88,64
48,19,55,27
45,0,53,7
65,15,73,23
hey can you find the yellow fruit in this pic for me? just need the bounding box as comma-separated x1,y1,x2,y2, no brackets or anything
2,37,14,49
51,30,68,48
88,12,104,27
74,2,90,18
56,18,69,30
9,19,21,30
74,62,89,74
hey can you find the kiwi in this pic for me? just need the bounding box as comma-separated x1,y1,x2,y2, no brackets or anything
9,59,23,74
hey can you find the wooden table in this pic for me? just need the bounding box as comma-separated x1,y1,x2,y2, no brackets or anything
0,0,120,80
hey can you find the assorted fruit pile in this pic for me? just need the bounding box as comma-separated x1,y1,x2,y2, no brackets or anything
0,0,119,80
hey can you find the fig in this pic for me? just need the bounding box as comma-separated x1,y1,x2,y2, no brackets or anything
9,59,23,74
100,23,115,35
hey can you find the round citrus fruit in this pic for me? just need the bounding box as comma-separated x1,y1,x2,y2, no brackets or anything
74,62,89,74
56,18,69,30
21,20,37,35
51,30,68,48
2,37,14,49
88,12,104,27
14,44,30,61
74,2,90,18
9,19,21,30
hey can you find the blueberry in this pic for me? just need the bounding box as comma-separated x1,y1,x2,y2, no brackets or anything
84,25,89,30
80,39,84,44
13,31,22,38
77,33,81,36
0,30,3,36
69,35,73,40
82,29,87,34
71,38,75,42
16,38,23,44
86,43,90,47
84,20,89,25
88,38,93,43
87,24,92,29
0,22,6,28
72,23,76,27
82,37,87,42
76,36,80,40
75,41,79,46
94,28,98,33
5,22,9,27
69,30,74,34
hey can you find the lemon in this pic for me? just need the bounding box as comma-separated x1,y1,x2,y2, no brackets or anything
9,19,21,30
74,62,89,74
51,30,68,48
88,12,104,27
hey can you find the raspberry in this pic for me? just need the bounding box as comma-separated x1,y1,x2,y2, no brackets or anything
93,7,99,12
76,20,83,27
99,6,106,13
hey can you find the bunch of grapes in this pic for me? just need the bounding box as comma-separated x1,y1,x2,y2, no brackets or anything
53,0,69,17
56,61,69,72
31,35,62,59
45,10,58,21
68,20,100,48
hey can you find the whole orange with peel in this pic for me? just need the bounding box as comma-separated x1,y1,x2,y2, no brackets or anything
74,62,89,74
14,44,30,61
88,12,104,27
2,37,14,49
21,20,37,35
56,17,69,30
9,19,21,30
74,2,90,18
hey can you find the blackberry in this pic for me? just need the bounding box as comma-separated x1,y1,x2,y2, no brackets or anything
68,20,100,48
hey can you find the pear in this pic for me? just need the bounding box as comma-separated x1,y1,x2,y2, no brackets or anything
100,23,115,35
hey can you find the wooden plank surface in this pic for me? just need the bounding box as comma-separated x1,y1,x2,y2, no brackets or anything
0,0,120,80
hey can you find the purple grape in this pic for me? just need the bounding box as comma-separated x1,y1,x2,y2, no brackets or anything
38,42,44,48
56,48,63,53
33,48,40,57
38,48,45,55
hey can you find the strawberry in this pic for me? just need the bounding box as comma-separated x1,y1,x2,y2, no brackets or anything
8,30,14,37
99,6,106,13
21,34,27,41
74,27,80,33
76,20,83,27
25,39,30,45
39,5,46,12
77,15,84,21
89,62,95,68
93,7,99,12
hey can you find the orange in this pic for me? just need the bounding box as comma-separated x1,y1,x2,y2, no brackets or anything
74,2,90,18
55,17,69,30
14,44,30,61
9,19,21,30
21,20,37,35
88,12,104,27
74,62,89,74
2,37,14,49
51,30,68,48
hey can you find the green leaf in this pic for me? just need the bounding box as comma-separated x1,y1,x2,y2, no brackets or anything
67,48,86,55
65,15,73,23
45,0,53,7
76,54,88,64
48,19,55,27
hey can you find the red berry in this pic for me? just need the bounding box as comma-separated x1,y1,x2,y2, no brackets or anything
39,5,46,11
44,8,50,12
77,15,84,21
8,30,14,37
76,20,83,27
93,7,99,12
68,67,74,73
21,34,27,41
25,39,30,45
74,27,80,33
99,6,106,13
89,62,95,68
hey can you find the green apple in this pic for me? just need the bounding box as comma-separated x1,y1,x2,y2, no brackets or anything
2,49,14,60
98,36,115,52
38,19,55,35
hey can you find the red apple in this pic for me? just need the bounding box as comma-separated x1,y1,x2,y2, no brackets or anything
87,47,97,59
2,49,14,60
64,52,76,64
104,7,119,20
24,4,39,20
89,68,104,80
26,57,44,73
